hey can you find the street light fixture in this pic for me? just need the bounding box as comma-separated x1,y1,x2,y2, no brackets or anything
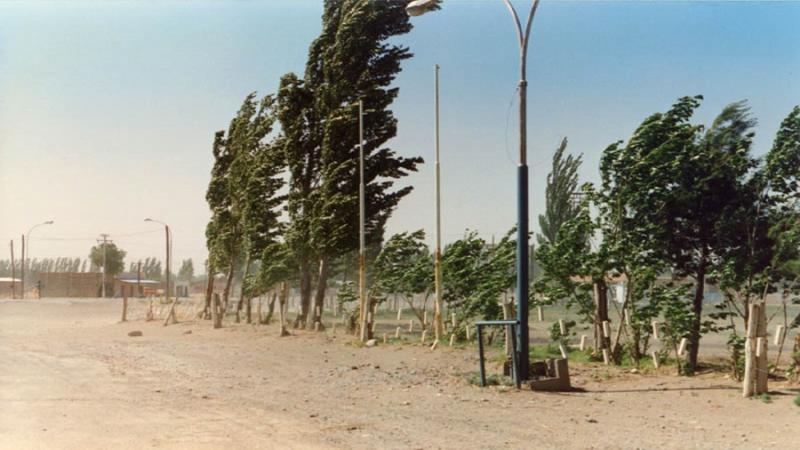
21,220,54,299
407,0,541,380
406,0,439,17
144,218,172,305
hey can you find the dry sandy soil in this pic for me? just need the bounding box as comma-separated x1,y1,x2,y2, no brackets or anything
1,298,798,449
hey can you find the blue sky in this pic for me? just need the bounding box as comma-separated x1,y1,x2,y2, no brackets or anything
1,0,799,270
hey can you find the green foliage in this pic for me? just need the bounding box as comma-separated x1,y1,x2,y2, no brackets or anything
206,94,274,273
465,372,514,387
441,230,516,329
278,0,423,292
726,333,745,380
177,259,194,282
373,230,432,302
88,243,126,277
0,257,83,277
653,284,694,374
764,106,800,200
136,258,162,281
336,280,359,332
533,199,597,325
538,138,582,245
794,395,800,407
549,320,576,347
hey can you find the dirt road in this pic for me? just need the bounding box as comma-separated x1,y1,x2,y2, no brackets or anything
1,298,797,449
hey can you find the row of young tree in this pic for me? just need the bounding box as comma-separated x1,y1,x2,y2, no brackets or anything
203,1,425,332
199,2,798,376
0,257,87,277
536,99,800,376
0,248,193,286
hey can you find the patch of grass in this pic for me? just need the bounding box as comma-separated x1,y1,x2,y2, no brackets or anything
465,371,514,387
528,344,593,364
759,393,772,404
793,395,800,407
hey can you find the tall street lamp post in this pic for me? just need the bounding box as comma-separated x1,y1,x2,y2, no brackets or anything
22,220,54,299
145,218,172,303
357,100,370,342
407,0,541,380
432,64,444,342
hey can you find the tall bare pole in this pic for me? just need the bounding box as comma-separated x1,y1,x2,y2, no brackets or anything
165,225,171,302
358,99,369,342
145,218,171,303
10,240,16,299
20,235,25,299
432,64,445,342
406,0,541,380
98,234,111,298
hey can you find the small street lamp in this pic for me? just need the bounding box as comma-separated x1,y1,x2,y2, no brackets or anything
21,220,54,299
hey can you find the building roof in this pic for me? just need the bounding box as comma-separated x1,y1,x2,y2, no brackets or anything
0,277,21,282
118,279,160,285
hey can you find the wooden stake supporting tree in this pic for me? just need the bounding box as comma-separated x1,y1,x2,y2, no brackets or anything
120,286,128,322
743,303,768,397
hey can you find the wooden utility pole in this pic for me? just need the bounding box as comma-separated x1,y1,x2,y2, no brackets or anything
278,281,289,337
137,261,142,298
97,234,111,298
20,235,25,299
10,240,16,299
121,286,128,322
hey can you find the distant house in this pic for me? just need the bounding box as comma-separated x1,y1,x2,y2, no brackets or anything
114,273,161,298
36,272,103,298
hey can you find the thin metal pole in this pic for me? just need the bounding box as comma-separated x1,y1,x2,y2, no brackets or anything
165,225,170,302
20,235,25,299
503,0,540,382
358,99,368,342
10,240,16,299
433,64,444,342
101,234,108,298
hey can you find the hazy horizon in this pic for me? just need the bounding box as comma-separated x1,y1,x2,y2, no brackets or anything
2,0,799,272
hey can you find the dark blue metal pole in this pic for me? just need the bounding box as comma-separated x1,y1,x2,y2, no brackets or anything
516,164,530,381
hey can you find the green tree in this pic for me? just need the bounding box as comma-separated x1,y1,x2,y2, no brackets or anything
602,96,758,372
178,259,194,282
441,230,515,336
537,138,582,245
89,243,126,277
206,93,277,312
277,0,424,329
372,230,432,326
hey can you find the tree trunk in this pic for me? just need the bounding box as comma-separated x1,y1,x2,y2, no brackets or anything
212,292,222,329
264,291,277,324
222,261,235,317
311,258,331,331
294,261,312,329
203,261,214,320
279,281,290,336
594,279,610,355
235,257,251,324
687,258,707,374
121,287,128,322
